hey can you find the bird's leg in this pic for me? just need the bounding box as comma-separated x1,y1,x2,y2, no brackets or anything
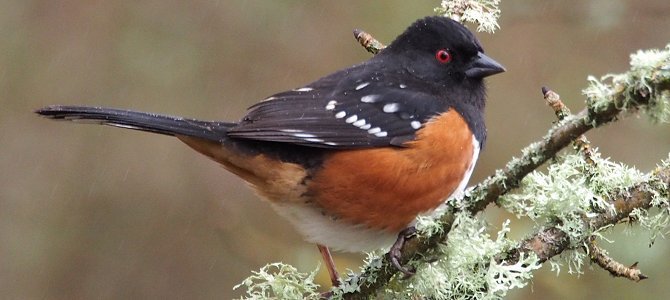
317,244,340,286
389,226,417,277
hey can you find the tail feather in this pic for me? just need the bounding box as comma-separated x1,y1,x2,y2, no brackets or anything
35,105,235,142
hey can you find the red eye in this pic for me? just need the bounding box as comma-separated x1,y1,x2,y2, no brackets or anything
435,49,452,63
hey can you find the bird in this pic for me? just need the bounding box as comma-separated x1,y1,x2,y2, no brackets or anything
36,16,504,286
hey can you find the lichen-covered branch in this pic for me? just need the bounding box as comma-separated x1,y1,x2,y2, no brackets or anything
505,164,669,265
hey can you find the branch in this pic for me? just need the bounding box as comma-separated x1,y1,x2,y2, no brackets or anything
542,87,593,158
505,164,670,265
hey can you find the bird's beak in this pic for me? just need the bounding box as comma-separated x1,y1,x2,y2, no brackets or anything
465,52,506,78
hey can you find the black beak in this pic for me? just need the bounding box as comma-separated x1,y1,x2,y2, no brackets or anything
465,52,506,78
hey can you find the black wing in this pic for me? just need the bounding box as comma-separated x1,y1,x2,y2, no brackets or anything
227,63,447,149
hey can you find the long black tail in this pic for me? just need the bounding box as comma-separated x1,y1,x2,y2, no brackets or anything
36,105,235,142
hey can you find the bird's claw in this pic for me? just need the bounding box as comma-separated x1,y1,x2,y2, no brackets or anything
389,226,417,277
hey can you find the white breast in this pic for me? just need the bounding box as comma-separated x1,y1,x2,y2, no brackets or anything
450,136,480,200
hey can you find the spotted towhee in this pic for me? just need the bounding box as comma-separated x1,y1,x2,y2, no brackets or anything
36,16,504,285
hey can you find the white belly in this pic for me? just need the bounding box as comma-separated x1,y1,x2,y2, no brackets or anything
271,202,398,252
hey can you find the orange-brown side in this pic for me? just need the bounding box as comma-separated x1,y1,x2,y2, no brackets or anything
309,109,474,232
176,136,309,203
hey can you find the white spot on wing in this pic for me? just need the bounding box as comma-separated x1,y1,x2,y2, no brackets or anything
411,120,422,129
374,131,388,137
325,100,337,110
382,103,399,113
367,127,381,134
360,124,372,130
345,115,358,123
108,124,141,130
294,133,316,138
361,95,380,103
352,119,366,127
304,138,324,143
355,82,370,90
294,87,313,92
281,129,303,133
335,111,346,118
262,96,277,102
399,84,407,89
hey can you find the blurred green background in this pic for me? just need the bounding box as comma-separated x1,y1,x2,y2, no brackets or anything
2,0,669,299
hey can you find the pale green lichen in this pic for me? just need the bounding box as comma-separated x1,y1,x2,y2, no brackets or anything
499,152,644,233
381,214,540,299
504,141,543,172
659,152,670,178
625,154,670,246
629,207,670,246
549,248,588,276
325,251,387,299
499,151,650,275
487,252,540,293
435,0,501,33
583,151,647,198
584,44,670,123
519,141,546,165
234,263,320,300
416,214,447,236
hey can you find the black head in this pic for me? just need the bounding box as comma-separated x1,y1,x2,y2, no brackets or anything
379,16,504,106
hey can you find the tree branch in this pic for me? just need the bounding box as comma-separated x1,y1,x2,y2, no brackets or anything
505,164,670,264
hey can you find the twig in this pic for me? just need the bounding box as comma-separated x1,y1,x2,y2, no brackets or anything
586,237,648,282
543,86,571,121
542,87,594,160
352,29,385,55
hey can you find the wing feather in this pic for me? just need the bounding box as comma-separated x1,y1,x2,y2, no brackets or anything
228,64,448,148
